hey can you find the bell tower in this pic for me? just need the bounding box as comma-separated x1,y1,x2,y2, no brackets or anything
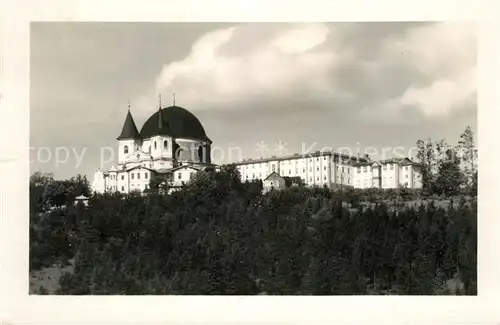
117,101,141,165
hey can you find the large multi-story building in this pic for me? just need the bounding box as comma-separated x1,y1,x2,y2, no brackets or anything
91,102,216,194
232,151,366,189
353,157,423,189
231,153,423,189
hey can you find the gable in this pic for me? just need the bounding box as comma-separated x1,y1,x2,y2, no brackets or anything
171,165,201,173
264,172,283,182
125,165,155,173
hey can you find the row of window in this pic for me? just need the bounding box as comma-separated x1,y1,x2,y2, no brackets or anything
249,173,351,184
123,140,169,154
107,184,147,192
109,184,150,192
177,172,195,180
242,156,352,169
357,164,414,174
109,172,149,181
266,166,351,174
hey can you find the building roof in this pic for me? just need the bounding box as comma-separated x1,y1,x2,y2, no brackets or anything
231,151,370,166
379,157,416,166
139,106,212,143
125,165,156,172
263,172,284,181
353,157,419,167
170,165,202,172
117,110,140,140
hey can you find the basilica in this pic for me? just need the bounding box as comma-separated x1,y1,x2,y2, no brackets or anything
91,101,216,194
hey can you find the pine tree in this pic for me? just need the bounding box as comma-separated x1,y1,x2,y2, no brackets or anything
416,139,436,192
458,126,477,191
434,149,463,196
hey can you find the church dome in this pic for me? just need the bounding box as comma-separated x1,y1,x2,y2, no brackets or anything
139,105,211,143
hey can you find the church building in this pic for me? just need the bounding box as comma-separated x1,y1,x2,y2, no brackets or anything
91,99,216,194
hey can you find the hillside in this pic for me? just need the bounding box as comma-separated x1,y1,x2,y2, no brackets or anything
29,167,477,295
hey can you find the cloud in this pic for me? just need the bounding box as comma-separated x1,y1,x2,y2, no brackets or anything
400,68,476,116
154,23,353,108
150,22,476,120
375,22,477,117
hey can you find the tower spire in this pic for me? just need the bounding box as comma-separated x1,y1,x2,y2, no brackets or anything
173,93,176,106
158,94,163,132
128,99,131,111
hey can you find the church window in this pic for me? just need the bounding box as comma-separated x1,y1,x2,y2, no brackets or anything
121,175,124,180
178,173,181,179
131,173,134,180
124,146,129,154
154,141,157,150
164,140,168,149
121,186,124,191
148,146,151,153
190,172,194,179
137,173,140,179
145,173,148,179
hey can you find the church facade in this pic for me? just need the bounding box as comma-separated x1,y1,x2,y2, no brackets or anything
91,102,216,194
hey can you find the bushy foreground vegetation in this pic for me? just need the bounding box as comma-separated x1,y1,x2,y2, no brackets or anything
30,167,476,295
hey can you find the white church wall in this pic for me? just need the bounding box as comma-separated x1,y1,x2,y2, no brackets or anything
118,139,139,165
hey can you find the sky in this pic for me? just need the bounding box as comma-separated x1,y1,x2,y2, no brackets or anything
30,22,477,180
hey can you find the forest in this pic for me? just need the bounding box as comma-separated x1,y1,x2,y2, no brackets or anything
29,127,477,295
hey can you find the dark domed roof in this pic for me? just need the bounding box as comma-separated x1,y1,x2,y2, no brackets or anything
139,105,211,142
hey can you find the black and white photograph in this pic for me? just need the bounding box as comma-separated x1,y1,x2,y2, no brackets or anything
3,1,500,323
27,21,479,296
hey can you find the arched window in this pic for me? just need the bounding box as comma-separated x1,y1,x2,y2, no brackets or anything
164,140,168,149
124,145,129,154
154,141,157,150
